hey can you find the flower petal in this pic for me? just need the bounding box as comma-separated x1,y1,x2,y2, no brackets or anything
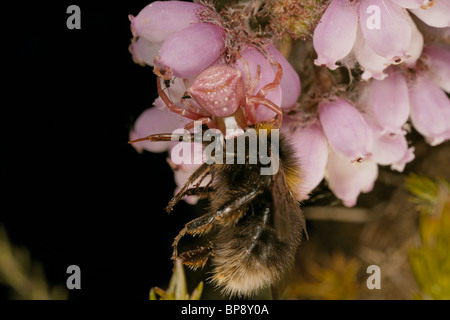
366,116,415,171
422,45,450,93
155,23,225,79
313,0,359,70
319,98,374,163
410,1,450,28
370,67,410,134
409,74,450,146
359,0,412,64
354,25,389,80
325,150,378,207
130,1,205,43
129,37,162,67
390,0,422,9
289,122,328,201
403,12,424,68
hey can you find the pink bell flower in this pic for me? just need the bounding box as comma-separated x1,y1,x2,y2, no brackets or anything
403,12,424,68
365,115,415,172
422,45,450,93
353,25,390,80
319,98,373,163
129,1,207,67
359,0,412,64
313,0,359,70
409,1,450,28
129,37,162,67
288,122,329,201
154,23,225,79
390,0,423,9
409,73,450,146
370,67,410,135
267,45,301,110
129,1,204,42
325,150,378,207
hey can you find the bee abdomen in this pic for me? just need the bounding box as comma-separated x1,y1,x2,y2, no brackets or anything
209,208,302,297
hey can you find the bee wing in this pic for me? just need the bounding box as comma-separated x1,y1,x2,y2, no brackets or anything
271,165,298,241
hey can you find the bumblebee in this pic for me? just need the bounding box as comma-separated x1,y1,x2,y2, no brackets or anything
133,122,306,297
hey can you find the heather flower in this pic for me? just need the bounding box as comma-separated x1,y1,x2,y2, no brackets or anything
359,0,412,64
409,73,450,146
408,1,450,28
318,97,373,163
154,23,226,79
287,122,328,201
313,0,449,78
353,25,390,80
403,12,424,68
365,114,415,172
129,1,206,66
370,67,410,135
313,0,359,70
266,45,301,110
422,45,450,93
325,150,378,207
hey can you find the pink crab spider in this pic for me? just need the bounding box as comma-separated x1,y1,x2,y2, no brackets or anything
155,57,283,138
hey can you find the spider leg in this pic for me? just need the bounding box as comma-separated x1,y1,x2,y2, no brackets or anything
157,77,204,120
184,117,217,131
247,96,283,127
256,62,283,97
180,95,210,117
248,65,261,96
128,133,193,144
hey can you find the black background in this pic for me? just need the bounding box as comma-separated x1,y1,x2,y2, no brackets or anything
2,0,204,299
